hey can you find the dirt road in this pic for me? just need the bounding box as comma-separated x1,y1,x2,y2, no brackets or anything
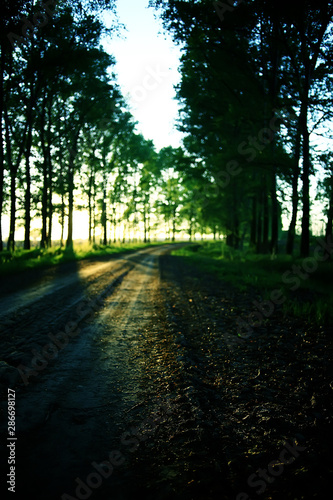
0,245,332,500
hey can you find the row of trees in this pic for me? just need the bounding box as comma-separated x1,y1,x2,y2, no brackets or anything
1,0,119,250
0,0,202,250
2,1,333,255
151,0,333,256
1,0,224,251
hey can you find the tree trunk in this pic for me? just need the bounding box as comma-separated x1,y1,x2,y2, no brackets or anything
88,173,93,243
0,43,5,251
7,173,16,252
298,12,328,257
232,180,240,249
250,196,257,248
66,151,76,249
268,24,281,256
60,192,65,247
40,97,48,249
256,194,262,253
111,205,115,243
189,220,193,241
40,166,48,248
226,233,233,247
5,129,27,250
172,206,176,242
24,143,32,250
4,100,17,251
286,120,301,255
66,168,74,248
47,180,53,248
24,110,33,250
102,186,107,246
23,46,37,250
325,182,333,260
101,154,108,246
147,209,151,243
66,131,80,248
92,188,96,244
326,197,333,241
262,175,269,253
286,185,298,255
143,205,147,243
3,50,28,250
300,97,310,258
270,170,279,254
46,102,53,247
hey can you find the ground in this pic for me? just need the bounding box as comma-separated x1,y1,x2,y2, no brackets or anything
0,244,332,500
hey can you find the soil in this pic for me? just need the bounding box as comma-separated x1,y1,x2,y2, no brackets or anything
0,244,332,500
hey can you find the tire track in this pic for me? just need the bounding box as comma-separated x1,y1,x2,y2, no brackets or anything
0,247,171,368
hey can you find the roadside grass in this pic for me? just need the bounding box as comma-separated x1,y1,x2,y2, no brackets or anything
0,241,166,276
172,241,333,325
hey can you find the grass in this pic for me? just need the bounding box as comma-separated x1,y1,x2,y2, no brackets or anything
172,241,333,325
2,239,331,324
0,241,166,276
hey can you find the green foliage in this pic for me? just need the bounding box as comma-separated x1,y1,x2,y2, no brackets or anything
172,241,333,324
151,0,333,256
0,242,165,276
2,0,333,254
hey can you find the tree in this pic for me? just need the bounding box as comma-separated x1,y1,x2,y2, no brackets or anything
318,153,333,256
0,0,120,250
151,0,333,254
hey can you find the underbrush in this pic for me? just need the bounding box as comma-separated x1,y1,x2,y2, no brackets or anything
172,241,333,325
0,241,164,276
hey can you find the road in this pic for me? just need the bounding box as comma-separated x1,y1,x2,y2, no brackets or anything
0,244,332,500
0,245,181,499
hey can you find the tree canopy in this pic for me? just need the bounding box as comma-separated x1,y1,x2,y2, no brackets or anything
1,0,333,254
150,0,333,255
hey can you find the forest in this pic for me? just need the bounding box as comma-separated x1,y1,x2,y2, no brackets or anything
1,3,333,500
0,0,333,257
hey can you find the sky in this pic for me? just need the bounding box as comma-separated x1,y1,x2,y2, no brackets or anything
102,0,184,151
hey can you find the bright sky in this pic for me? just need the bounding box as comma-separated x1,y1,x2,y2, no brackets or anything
102,0,184,151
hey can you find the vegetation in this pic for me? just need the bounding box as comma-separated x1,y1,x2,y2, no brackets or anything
0,1,196,251
172,241,333,324
1,1,333,260
152,0,333,257
0,241,168,276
